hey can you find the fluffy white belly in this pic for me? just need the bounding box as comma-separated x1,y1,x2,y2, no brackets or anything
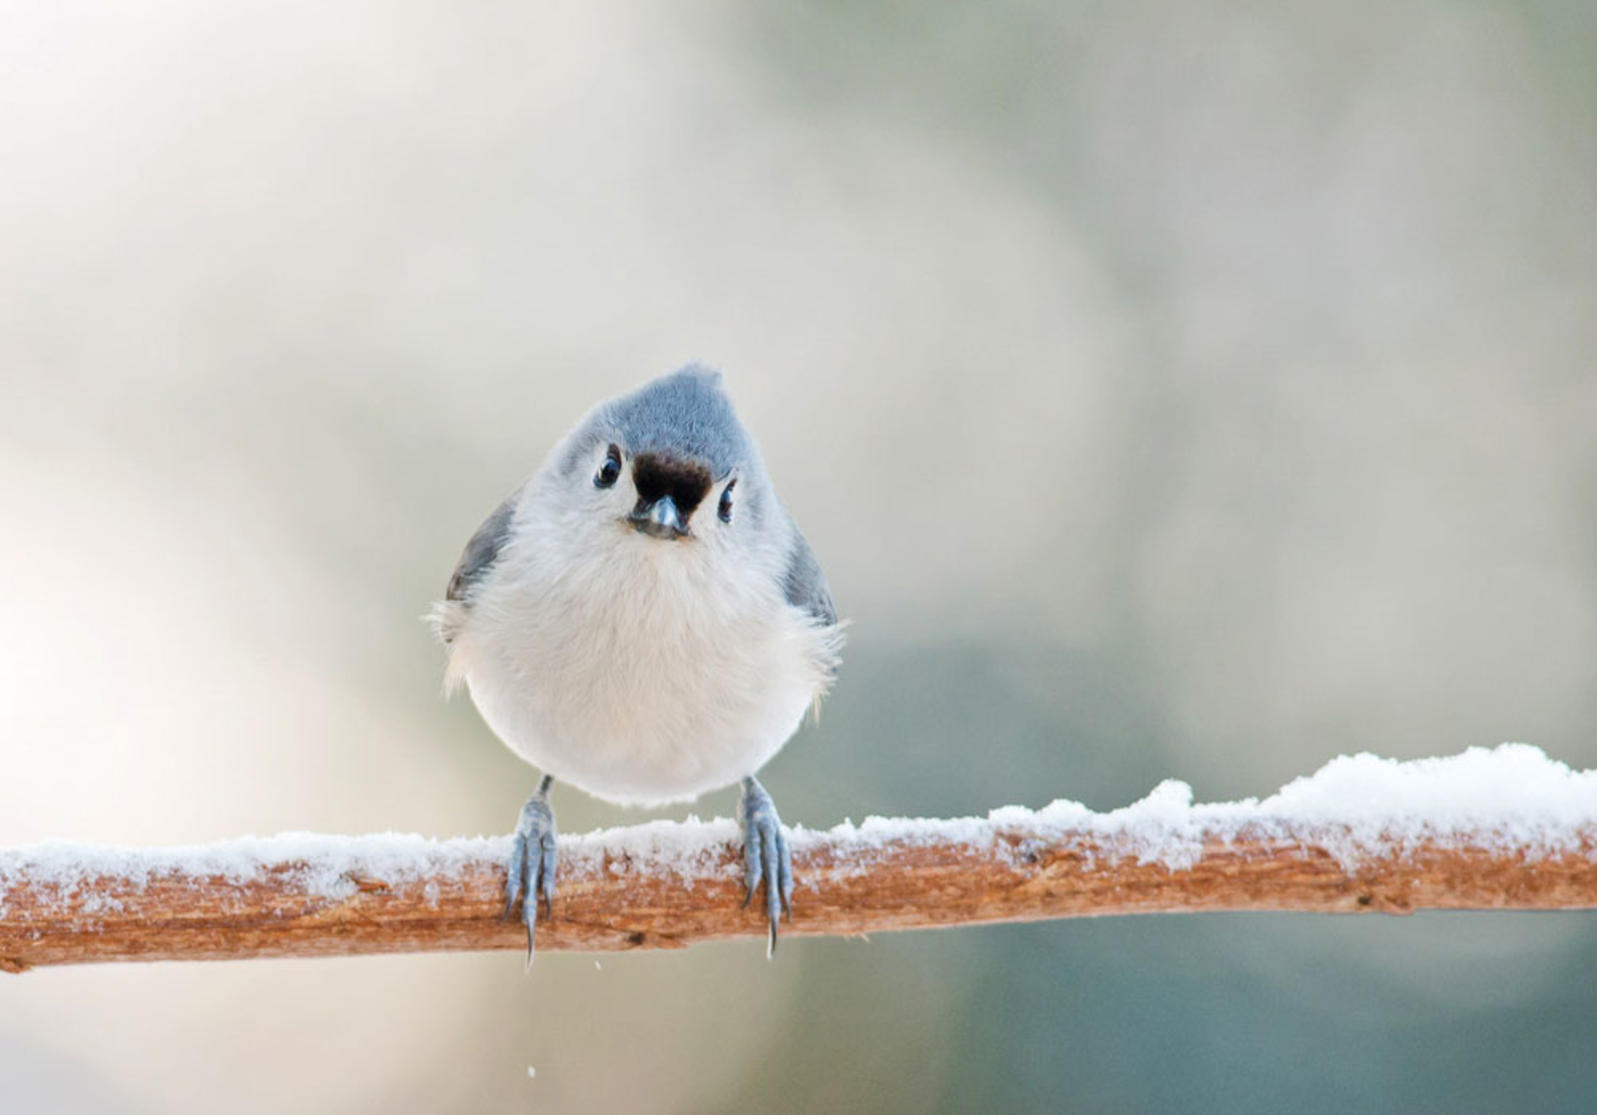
457,541,831,805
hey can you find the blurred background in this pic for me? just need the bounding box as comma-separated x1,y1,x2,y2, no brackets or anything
2,0,1595,1111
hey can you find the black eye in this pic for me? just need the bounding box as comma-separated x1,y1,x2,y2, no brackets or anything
594,445,622,489
718,479,735,523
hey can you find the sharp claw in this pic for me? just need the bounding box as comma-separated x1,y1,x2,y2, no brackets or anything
507,785,557,969
504,835,527,923
522,835,541,967
741,777,796,958
762,823,780,942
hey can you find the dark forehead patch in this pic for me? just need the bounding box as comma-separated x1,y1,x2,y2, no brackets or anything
605,365,749,476
632,452,713,519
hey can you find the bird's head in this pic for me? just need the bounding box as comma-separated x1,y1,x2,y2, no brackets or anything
544,365,771,559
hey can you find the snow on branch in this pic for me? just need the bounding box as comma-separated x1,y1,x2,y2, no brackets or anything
4,745,1597,972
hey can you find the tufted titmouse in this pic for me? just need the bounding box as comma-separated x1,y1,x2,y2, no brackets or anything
431,366,844,959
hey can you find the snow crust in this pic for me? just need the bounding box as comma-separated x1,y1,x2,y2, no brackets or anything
981,742,1597,872
3,745,1594,919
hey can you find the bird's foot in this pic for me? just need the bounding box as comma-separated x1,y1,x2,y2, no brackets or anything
504,776,557,968
739,776,794,957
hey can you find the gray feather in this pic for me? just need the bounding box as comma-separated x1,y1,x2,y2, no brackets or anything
559,365,751,480
782,526,837,628
445,492,518,604
611,365,746,476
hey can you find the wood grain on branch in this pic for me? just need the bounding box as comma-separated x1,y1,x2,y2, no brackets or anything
4,814,1596,972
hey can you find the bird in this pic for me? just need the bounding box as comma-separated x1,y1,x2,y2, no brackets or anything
430,365,844,961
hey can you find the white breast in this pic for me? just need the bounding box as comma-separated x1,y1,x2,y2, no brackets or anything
450,517,836,806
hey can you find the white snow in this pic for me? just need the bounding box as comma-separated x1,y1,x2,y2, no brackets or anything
2,745,1594,920
824,743,1597,873
0,831,509,921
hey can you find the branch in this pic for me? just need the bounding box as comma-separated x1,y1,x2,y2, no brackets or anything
3,745,1595,971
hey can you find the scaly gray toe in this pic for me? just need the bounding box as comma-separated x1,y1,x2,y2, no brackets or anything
740,777,794,957
505,790,558,967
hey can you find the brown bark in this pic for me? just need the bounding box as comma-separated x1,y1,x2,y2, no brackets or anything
4,822,1596,971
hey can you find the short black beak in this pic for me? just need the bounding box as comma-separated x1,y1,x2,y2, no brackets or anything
628,494,689,539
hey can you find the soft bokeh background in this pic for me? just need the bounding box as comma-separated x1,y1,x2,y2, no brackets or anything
3,0,1595,1111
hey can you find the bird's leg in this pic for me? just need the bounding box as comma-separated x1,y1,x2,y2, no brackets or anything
739,775,794,957
504,774,557,967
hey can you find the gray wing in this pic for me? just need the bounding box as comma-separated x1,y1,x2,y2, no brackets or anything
782,526,837,628
445,491,518,605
